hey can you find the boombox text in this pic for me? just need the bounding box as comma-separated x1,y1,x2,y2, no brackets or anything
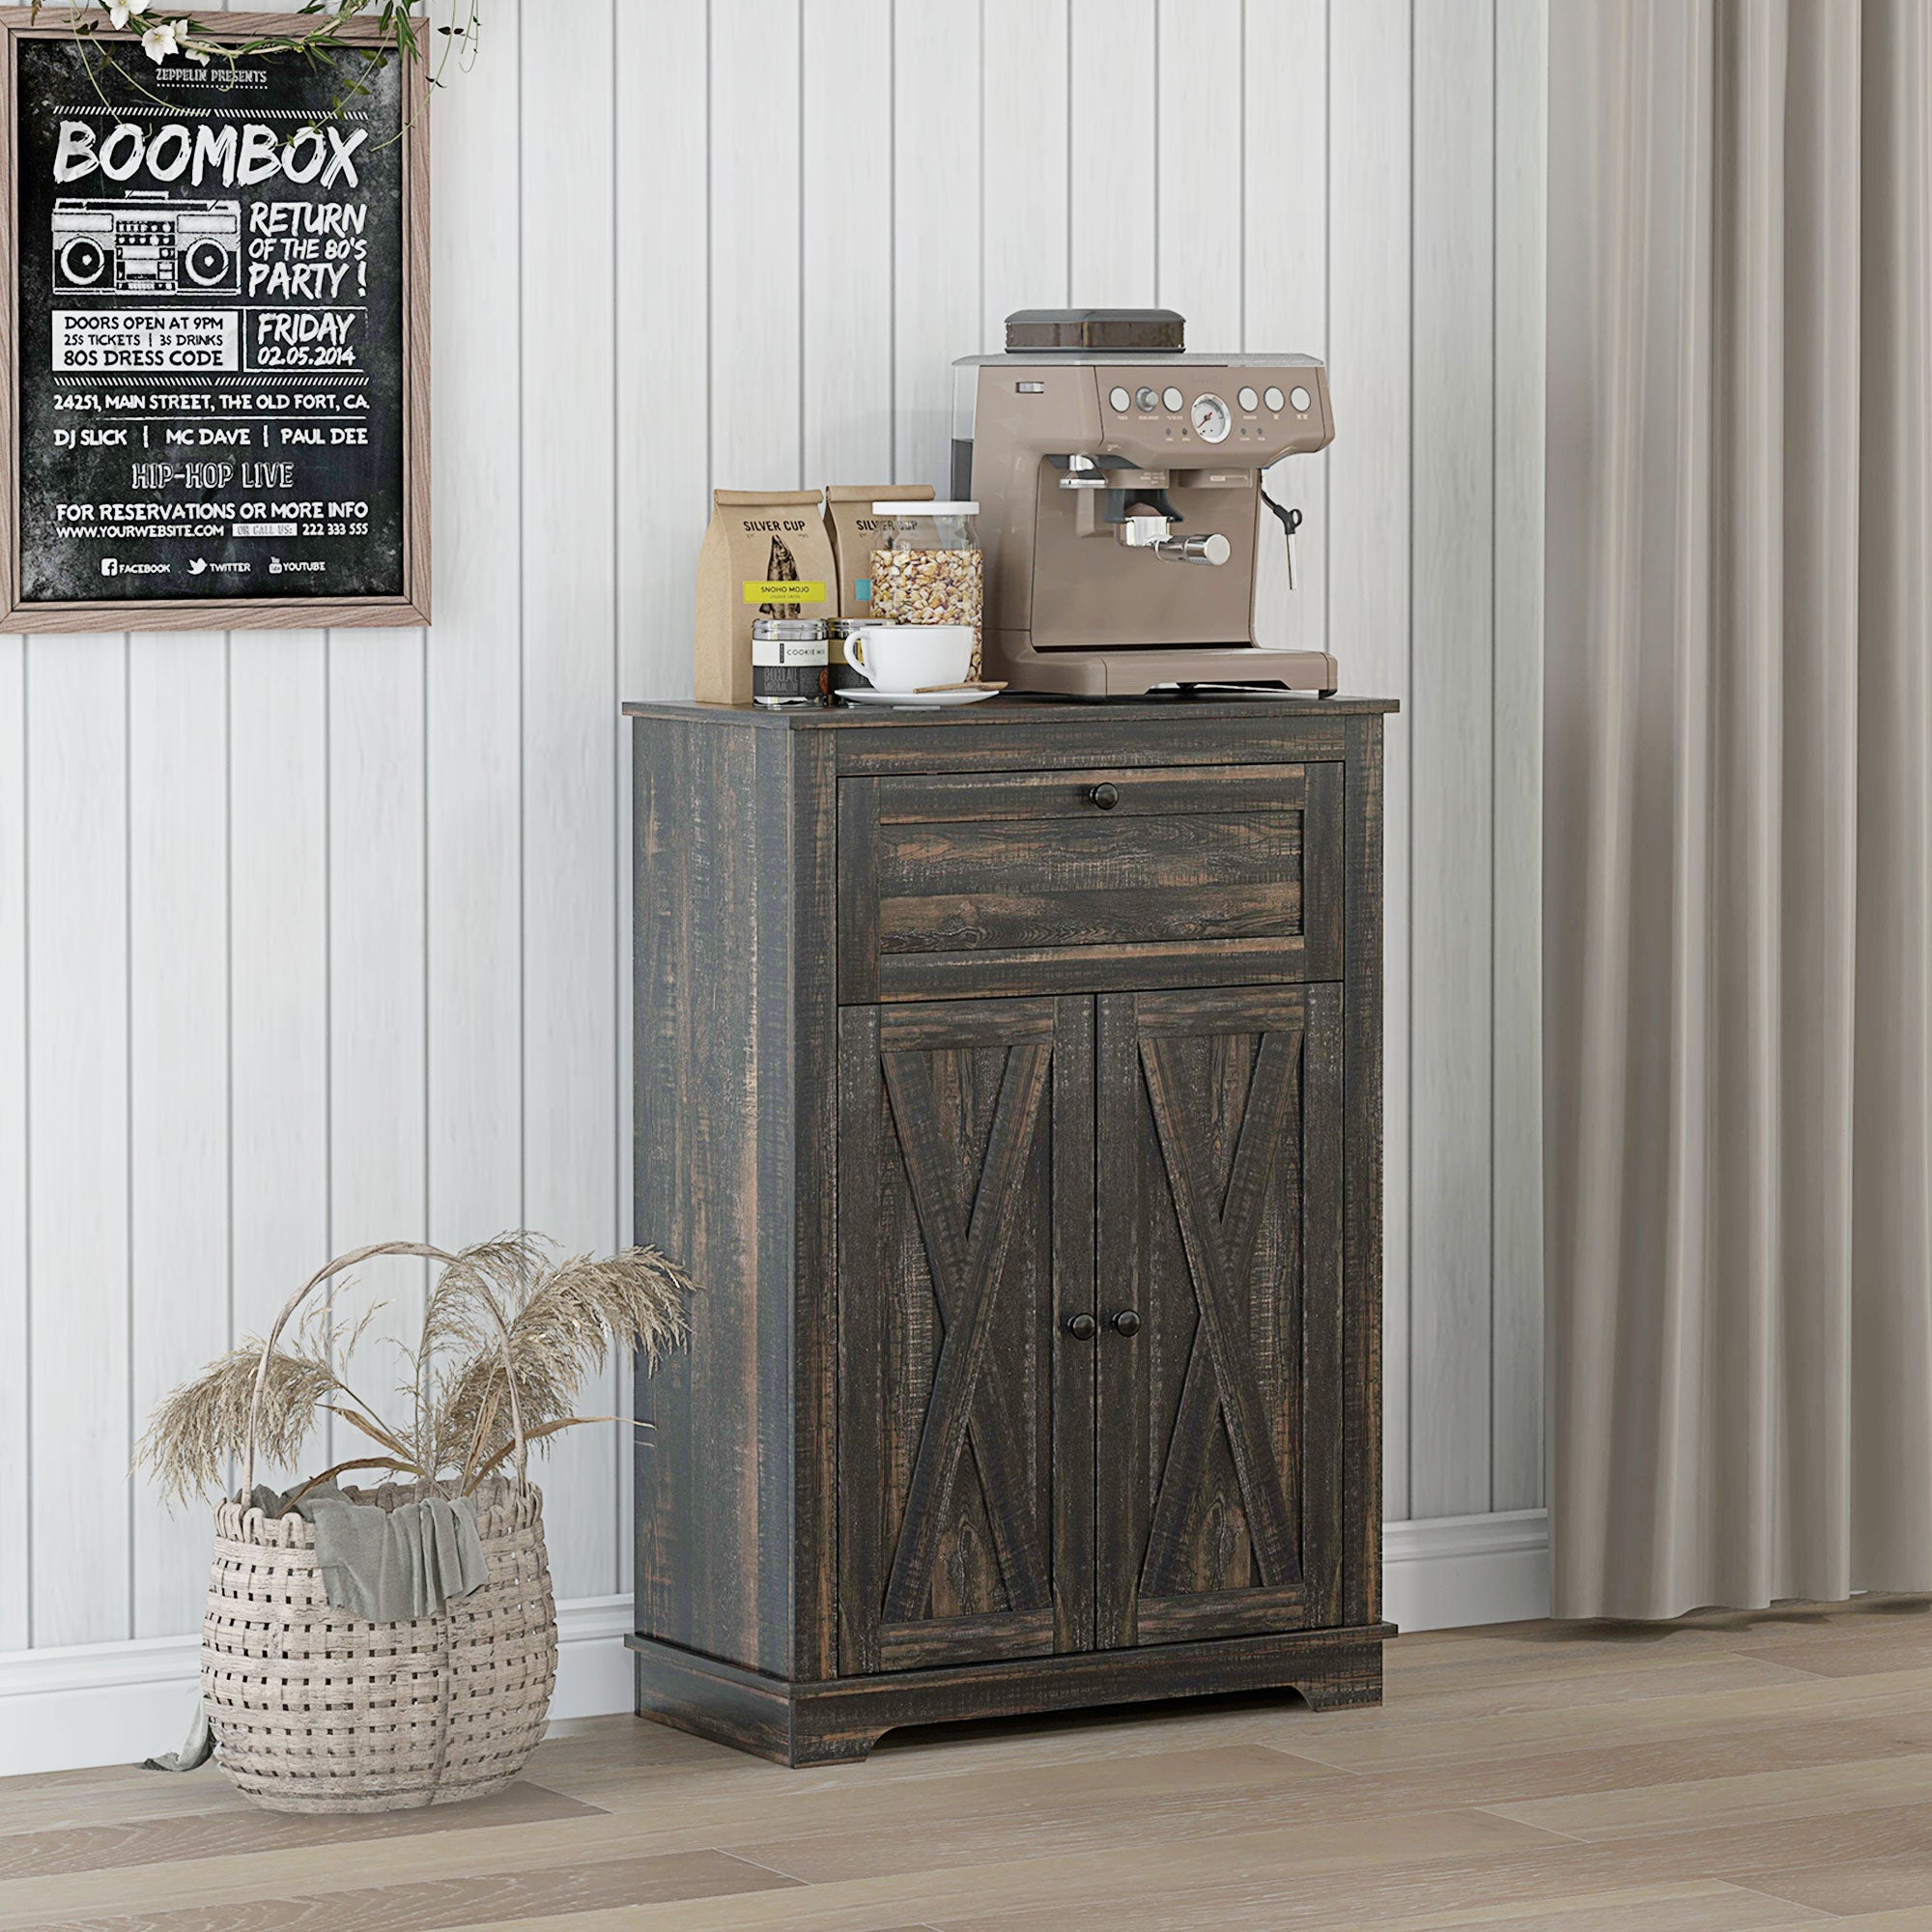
51,120,369,189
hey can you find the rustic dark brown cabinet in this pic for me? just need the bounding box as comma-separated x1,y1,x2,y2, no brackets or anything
626,696,1393,1765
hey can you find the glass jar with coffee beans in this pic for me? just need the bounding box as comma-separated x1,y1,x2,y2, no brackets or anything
867,501,983,679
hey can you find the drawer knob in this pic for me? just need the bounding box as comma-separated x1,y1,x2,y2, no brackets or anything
1065,1312,1098,1341
1088,782,1121,810
1111,1309,1142,1338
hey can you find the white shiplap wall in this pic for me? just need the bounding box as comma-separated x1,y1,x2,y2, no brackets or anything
0,0,1545,1671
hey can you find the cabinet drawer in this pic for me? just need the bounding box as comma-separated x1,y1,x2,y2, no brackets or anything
838,762,1343,1002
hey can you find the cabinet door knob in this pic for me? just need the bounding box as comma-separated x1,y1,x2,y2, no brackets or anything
1088,781,1121,810
1065,1312,1098,1341
1111,1309,1142,1337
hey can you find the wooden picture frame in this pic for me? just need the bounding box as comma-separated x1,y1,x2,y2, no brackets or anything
0,9,429,631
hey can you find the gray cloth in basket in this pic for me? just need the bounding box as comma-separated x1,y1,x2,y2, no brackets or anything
247,1481,490,1622
141,1700,213,1774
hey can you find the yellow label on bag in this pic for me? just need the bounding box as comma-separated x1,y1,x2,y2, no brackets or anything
742,580,827,604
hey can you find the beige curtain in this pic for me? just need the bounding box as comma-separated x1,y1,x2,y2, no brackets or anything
1547,0,1932,1621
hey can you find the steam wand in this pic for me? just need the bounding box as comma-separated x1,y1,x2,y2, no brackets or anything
1260,483,1304,590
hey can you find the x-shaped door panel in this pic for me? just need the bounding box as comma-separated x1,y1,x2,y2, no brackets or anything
1095,983,1343,1651
880,1043,1051,1621
1137,1028,1304,1598
838,996,1092,1677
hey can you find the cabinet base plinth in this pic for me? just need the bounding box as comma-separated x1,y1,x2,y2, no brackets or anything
627,1622,1393,1768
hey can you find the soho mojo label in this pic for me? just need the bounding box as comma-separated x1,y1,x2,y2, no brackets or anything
11,33,414,611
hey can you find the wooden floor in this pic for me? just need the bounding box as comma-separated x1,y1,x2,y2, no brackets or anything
13,1601,1932,1930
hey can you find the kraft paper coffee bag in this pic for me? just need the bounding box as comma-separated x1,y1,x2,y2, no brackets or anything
823,484,934,618
694,490,836,705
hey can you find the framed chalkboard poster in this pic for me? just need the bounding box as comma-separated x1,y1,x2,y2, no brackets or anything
0,10,428,630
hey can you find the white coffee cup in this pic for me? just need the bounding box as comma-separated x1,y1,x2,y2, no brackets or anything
846,623,974,693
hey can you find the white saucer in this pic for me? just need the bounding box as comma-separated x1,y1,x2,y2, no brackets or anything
838,686,1002,710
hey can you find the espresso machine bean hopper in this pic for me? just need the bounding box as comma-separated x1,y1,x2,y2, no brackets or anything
952,308,1338,696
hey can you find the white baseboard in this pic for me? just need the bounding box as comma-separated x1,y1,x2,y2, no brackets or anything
0,1594,636,1780
1383,1508,1551,1633
0,1513,1551,1778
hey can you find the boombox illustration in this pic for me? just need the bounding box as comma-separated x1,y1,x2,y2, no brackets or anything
51,194,241,295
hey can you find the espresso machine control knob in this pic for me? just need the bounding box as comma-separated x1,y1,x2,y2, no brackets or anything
1135,385,1158,412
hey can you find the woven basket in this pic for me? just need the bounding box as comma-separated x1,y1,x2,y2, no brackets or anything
203,1476,557,1813
199,1242,559,1814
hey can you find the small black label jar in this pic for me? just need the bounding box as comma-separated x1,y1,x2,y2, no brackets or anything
752,618,829,708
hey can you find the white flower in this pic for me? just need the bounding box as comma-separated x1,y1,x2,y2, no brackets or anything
182,38,209,63
139,17,181,61
106,0,149,26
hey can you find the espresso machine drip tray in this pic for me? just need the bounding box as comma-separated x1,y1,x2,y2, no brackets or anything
1003,307,1186,354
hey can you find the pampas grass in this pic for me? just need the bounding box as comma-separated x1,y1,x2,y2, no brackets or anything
137,1235,692,1506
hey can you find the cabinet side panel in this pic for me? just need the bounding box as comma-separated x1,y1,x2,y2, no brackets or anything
793,729,839,1681
634,717,794,1676
1343,717,1386,1627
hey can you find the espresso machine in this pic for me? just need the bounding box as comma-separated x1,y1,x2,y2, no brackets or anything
952,308,1337,696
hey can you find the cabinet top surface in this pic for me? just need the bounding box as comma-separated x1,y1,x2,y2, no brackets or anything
623,695,1399,727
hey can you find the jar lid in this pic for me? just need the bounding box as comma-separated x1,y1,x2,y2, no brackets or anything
871,500,979,516
752,617,827,639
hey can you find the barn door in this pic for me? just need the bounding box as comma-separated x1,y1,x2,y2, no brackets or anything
1094,984,1345,1648
837,996,1094,1674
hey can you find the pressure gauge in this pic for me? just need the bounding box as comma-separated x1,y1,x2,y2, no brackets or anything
1190,393,1232,443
